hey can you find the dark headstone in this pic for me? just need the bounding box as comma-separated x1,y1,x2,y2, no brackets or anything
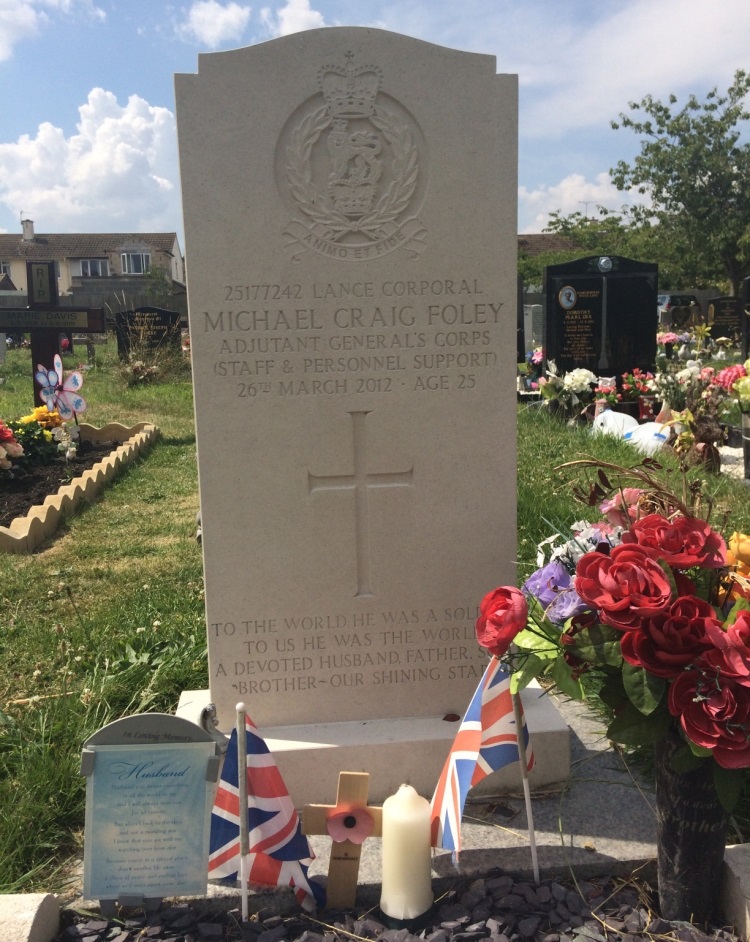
543,255,657,382
743,277,750,360
114,306,182,360
707,296,742,342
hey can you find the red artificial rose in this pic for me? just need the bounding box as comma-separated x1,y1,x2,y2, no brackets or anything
668,648,750,768
621,513,726,570
705,610,750,683
620,595,720,677
0,422,14,443
575,543,673,631
476,586,528,657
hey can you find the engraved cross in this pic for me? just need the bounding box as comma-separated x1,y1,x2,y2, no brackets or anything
308,411,413,598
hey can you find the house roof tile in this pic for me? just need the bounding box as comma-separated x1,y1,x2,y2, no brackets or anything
0,233,179,260
517,233,580,257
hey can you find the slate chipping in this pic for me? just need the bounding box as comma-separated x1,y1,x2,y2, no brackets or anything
52,869,743,942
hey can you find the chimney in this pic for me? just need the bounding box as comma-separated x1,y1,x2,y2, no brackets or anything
21,218,35,241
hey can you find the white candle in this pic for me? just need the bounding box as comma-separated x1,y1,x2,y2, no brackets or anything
380,784,433,920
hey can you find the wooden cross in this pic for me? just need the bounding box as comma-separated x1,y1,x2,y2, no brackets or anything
302,771,382,909
0,261,105,406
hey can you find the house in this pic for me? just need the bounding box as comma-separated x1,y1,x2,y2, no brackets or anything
0,219,185,314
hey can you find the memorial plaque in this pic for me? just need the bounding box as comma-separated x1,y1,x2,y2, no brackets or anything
81,714,219,906
175,28,517,800
707,296,742,342
114,306,182,360
544,255,657,381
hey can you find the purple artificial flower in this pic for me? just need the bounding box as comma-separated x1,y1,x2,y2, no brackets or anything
522,560,571,607
546,587,590,624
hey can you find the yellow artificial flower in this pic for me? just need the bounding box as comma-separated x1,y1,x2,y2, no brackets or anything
19,406,62,429
728,532,750,567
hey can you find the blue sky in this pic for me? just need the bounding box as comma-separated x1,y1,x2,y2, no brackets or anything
1,0,748,245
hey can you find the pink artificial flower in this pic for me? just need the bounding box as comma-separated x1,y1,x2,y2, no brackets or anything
598,488,643,527
715,363,747,391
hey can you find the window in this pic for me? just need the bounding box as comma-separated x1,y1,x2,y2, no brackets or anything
0,261,10,275
121,252,151,275
80,259,109,277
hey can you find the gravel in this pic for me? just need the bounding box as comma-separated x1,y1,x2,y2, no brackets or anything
53,869,742,942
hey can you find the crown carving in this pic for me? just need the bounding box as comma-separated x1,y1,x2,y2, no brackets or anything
318,52,382,118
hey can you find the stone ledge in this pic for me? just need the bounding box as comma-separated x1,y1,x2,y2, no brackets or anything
722,844,750,939
177,680,569,805
0,893,59,942
0,422,160,555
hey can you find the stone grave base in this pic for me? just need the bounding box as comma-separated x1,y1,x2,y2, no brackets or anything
176,682,569,805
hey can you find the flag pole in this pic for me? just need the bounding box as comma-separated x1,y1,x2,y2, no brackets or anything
511,689,539,883
236,702,250,922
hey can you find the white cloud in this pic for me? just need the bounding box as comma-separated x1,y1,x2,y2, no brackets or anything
518,172,635,234
259,0,325,37
0,88,180,232
516,0,750,139
178,0,251,48
0,0,105,61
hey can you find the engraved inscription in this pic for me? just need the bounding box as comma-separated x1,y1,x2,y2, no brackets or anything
204,276,501,399
276,52,428,262
210,607,489,696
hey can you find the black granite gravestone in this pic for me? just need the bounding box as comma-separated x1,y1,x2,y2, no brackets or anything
114,306,182,360
707,296,742,343
543,255,657,382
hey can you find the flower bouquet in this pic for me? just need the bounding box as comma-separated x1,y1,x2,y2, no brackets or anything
538,363,598,421
475,459,750,922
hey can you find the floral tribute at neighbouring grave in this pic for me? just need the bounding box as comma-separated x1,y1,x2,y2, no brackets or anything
0,355,103,528
474,456,750,924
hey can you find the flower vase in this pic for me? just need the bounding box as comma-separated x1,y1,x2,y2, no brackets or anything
615,400,640,420
654,725,729,923
743,413,750,481
638,396,656,420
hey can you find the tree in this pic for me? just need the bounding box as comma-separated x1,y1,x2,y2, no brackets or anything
518,209,663,289
610,70,750,295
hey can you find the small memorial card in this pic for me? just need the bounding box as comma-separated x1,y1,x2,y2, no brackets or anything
83,741,215,900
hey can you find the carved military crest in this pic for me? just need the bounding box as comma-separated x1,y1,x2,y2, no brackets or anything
277,52,427,262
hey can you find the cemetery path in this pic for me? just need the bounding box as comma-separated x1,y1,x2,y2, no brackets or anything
0,439,116,528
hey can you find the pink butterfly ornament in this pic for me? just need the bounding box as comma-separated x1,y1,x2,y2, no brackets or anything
35,354,87,421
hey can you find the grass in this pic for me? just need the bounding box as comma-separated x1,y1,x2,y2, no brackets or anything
2,343,750,892
0,339,205,891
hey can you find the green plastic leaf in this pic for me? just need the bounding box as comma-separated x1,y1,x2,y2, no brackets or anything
622,662,666,715
510,653,546,693
687,739,714,758
598,676,629,712
713,764,744,813
549,656,585,700
670,745,709,773
607,701,671,746
513,628,559,659
570,623,624,668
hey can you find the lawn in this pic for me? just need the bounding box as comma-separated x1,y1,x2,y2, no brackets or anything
1,340,750,892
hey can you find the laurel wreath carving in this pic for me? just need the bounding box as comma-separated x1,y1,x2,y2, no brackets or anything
285,103,419,238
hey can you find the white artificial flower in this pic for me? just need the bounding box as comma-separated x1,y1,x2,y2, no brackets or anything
563,368,598,393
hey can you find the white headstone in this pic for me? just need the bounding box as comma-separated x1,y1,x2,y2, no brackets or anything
176,27,518,802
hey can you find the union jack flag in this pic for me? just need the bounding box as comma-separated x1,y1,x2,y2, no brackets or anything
430,659,534,856
208,715,324,911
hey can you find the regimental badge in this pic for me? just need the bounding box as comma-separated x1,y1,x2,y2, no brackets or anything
277,51,428,263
